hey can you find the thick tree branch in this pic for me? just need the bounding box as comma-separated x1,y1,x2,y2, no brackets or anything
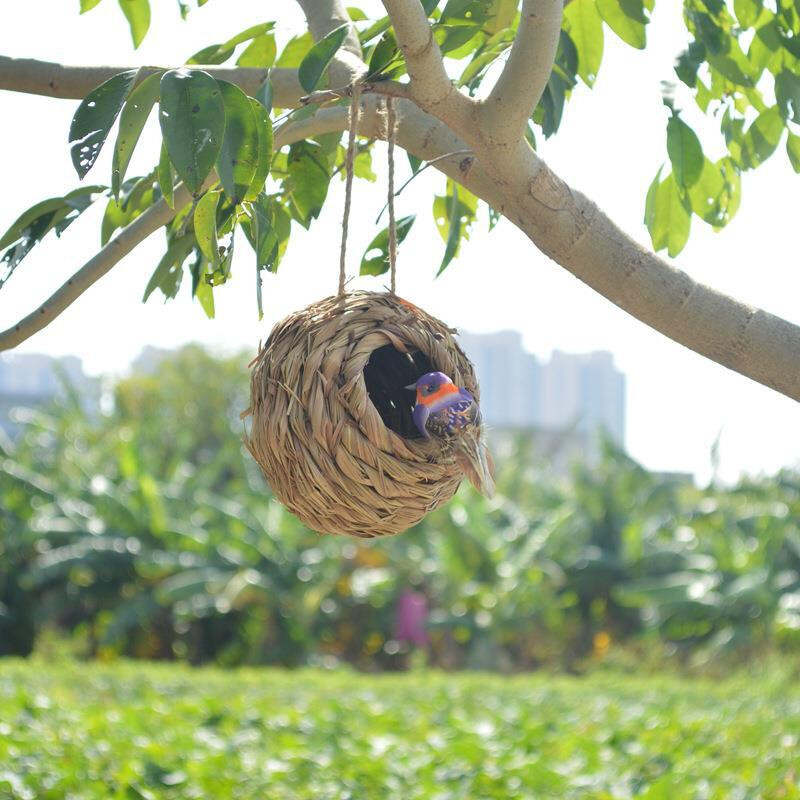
282,102,800,403
0,55,303,108
481,0,563,142
380,0,473,127
276,97,502,205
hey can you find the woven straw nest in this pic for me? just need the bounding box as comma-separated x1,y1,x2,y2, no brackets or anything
244,290,479,538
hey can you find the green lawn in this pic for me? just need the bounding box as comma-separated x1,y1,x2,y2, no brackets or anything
0,662,798,799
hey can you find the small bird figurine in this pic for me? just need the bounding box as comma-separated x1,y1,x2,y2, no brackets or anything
406,371,495,497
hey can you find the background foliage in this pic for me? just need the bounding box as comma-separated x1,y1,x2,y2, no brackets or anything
2,661,799,798
2,345,800,670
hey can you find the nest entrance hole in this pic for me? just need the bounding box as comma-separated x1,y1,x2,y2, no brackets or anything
363,344,435,439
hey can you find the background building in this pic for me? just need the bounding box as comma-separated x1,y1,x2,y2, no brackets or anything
458,330,626,447
0,353,94,437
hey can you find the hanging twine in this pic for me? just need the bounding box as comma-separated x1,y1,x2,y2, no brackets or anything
386,97,398,294
339,81,362,298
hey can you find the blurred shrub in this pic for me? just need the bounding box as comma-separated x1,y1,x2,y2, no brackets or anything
1,344,800,670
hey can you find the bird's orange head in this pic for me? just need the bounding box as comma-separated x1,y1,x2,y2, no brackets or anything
406,371,459,407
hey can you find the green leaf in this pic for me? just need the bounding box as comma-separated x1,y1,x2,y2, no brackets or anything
276,32,314,68
435,24,484,57
194,265,215,317
347,6,367,21
485,0,517,34
787,132,800,172
353,148,376,181
245,100,274,202
236,34,277,68
717,157,741,224
368,30,404,78
218,22,275,52
187,43,234,66
143,234,193,301
647,172,691,257
216,81,259,203
687,158,725,225
359,16,391,45
248,196,277,271
741,105,784,168
775,70,800,123
596,0,648,49
438,191,462,275
433,181,477,275
298,24,350,92
255,79,274,115
0,198,71,250
111,72,162,199
80,0,104,11
194,189,221,265
458,30,514,87
360,215,416,275
158,142,175,209
69,69,138,179
286,141,331,228
248,196,291,272
1,187,106,287
209,228,235,285
667,115,704,189
643,165,662,230
117,0,150,48
101,174,159,244
734,0,763,27
0,186,106,287
564,0,604,86
158,69,225,196
707,39,756,87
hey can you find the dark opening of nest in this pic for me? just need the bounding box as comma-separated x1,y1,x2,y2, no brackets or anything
363,344,435,439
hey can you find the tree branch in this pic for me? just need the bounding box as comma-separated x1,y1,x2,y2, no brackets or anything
508,145,800,402
481,0,563,143
300,79,412,106
0,55,303,108
380,0,473,126
282,101,800,403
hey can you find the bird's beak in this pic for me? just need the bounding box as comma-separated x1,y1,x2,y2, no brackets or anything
404,383,417,391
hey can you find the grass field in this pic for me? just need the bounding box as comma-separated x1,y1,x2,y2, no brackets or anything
0,661,798,799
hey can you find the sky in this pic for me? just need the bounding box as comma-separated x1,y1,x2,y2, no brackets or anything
1,1,799,484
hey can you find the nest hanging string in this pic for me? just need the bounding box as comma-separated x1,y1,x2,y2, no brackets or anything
338,81,361,299
386,96,398,295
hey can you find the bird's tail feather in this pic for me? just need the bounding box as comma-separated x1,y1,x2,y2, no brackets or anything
455,431,495,498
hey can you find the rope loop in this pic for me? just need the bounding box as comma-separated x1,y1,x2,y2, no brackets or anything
338,81,362,298
386,97,398,294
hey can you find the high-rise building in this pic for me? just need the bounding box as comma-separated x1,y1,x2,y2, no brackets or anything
539,350,625,444
457,331,541,427
457,331,626,446
0,353,93,436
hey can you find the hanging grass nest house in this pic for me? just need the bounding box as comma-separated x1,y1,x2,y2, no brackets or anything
244,291,479,538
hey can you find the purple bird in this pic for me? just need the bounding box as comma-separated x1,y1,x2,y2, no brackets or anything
406,371,495,497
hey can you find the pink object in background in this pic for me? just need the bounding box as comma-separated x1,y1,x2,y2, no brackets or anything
394,590,429,647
